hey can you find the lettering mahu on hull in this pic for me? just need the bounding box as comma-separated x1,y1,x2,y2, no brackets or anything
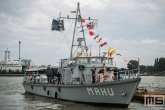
86,87,114,96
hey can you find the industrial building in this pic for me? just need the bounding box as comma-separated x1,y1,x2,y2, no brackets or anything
0,48,22,72
0,48,35,72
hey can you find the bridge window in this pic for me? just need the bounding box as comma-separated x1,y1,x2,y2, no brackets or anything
78,58,90,64
91,58,101,63
105,58,113,64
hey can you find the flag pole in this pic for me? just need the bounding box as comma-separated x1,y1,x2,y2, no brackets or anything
70,2,79,60
78,2,88,56
90,44,91,56
99,45,101,56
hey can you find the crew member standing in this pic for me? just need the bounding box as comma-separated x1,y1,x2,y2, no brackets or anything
46,65,52,84
57,72,61,85
91,67,96,83
98,68,104,83
114,67,120,80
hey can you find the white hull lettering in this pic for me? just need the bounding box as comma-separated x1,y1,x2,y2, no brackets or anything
94,88,101,95
107,88,114,96
100,88,107,96
86,87,94,95
86,87,114,96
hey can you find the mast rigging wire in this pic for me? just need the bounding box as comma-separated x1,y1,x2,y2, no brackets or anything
44,19,74,64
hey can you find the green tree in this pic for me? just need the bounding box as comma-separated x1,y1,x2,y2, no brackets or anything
9,69,12,73
140,65,147,72
16,69,20,74
127,60,138,70
163,58,165,71
119,68,127,71
154,57,165,72
147,65,154,74
159,58,162,72
154,59,156,72
154,58,159,72
0,70,6,74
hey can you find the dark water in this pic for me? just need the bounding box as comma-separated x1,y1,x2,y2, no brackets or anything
0,76,164,110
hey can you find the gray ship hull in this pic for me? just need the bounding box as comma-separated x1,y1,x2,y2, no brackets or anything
22,78,140,106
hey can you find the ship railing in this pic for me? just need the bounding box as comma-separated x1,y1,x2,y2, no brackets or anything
24,76,64,85
45,77,85,85
23,76,51,84
56,68,140,85
23,69,140,85
115,69,140,81
84,68,140,84
60,77,85,85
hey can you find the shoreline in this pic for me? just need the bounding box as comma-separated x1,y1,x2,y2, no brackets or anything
0,74,46,76
140,75,165,76
1,74,165,77
0,74,24,76
0,74,165,77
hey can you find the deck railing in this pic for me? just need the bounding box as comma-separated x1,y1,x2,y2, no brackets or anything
23,69,140,85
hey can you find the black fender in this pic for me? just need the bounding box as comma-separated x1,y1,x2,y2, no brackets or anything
47,90,49,95
55,91,57,99
31,85,33,90
43,86,46,91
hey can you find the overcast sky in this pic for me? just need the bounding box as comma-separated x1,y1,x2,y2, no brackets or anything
0,0,165,68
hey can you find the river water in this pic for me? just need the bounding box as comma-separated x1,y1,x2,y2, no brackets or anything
0,76,164,110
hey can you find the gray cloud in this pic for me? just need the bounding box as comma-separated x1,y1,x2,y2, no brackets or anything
0,0,165,68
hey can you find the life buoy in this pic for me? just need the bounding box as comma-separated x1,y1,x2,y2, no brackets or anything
103,73,109,80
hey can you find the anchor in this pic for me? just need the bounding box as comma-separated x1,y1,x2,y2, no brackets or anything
120,89,127,96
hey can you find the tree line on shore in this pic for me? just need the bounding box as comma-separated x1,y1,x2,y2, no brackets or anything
0,68,58,75
119,57,165,75
0,69,23,74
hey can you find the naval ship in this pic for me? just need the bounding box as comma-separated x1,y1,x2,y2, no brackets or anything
22,2,141,107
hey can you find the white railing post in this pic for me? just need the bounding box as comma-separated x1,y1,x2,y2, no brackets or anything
128,70,130,79
109,73,111,82
125,71,126,80
117,72,118,81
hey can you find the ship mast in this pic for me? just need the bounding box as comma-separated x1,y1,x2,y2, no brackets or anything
70,2,87,60
60,2,97,60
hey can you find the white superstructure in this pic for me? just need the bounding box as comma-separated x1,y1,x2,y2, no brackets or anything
0,48,22,72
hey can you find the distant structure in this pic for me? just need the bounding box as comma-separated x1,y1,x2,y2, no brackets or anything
4,48,10,61
19,41,21,62
0,48,22,72
21,59,35,67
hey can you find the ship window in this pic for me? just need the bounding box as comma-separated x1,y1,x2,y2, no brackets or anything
78,58,90,64
91,58,100,63
79,60,83,64
79,58,83,64
83,58,90,63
